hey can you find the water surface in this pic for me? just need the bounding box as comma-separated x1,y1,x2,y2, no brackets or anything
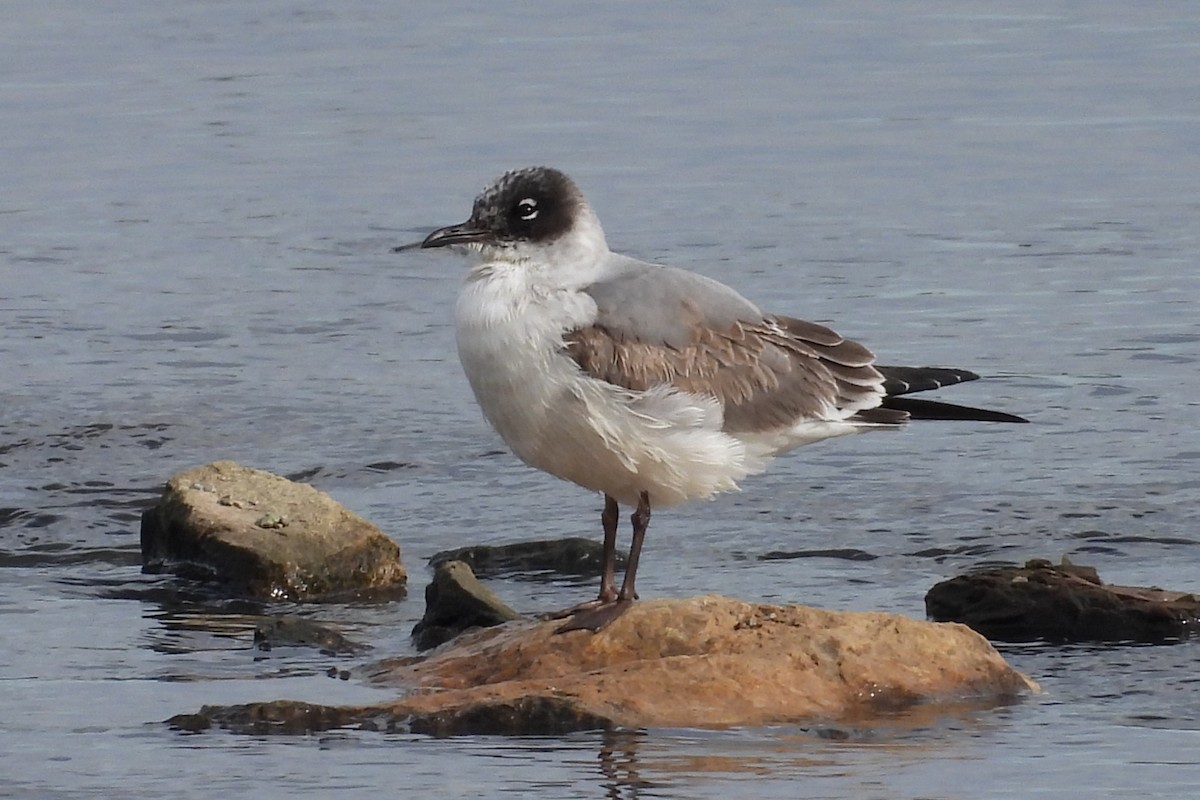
3,2,1199,797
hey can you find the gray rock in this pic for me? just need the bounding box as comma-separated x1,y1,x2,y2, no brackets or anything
167,696,611,737
926,558,1200,642
412,560,521,650
429,536,626,577
141,461,407,601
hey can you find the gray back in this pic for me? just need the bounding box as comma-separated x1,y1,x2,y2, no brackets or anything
584,257,764,349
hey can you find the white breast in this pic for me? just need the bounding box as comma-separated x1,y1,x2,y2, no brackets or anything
454,264,593,467
453,263,770,507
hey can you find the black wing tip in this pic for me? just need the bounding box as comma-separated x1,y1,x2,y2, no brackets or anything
881,396,1029,423
873,365,1027,421
877,365,983,396
853,407,911,425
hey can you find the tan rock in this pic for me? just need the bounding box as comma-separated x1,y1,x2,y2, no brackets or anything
171,595,1036,735
375,595,1037,726
141,460,406,600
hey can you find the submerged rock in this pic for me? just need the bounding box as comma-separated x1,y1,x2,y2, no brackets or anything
254,615,365,655
141,461,407,601
926,559,1200,642
172,595,1036,736
412,560,521,651
168,695,609,737
429,536,626,577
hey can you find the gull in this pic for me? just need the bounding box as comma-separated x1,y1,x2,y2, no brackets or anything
396,166,1026,632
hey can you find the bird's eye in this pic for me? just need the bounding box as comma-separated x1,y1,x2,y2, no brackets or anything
516,198,539,221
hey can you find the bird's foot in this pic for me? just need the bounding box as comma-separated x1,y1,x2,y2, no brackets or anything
543,589,621,621
542,599,602,621
553,598,633,634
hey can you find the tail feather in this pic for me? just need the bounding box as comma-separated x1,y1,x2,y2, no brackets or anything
881,395,1029,423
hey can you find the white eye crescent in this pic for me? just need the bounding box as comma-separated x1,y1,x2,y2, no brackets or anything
517,198,538,220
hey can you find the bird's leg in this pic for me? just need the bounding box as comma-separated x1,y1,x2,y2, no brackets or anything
554,491,650,634
546,494,620,622
616,491,650,602
597,493,620,603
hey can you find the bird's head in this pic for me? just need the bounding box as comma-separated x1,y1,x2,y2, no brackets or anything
396,167,608,272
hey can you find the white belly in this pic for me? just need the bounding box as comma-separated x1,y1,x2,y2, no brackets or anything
454,269,771,507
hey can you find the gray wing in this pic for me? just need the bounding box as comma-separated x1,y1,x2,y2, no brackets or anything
566,262,891,433
581,259,762,349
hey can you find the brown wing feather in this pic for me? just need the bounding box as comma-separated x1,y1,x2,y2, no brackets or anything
562,314,888,434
